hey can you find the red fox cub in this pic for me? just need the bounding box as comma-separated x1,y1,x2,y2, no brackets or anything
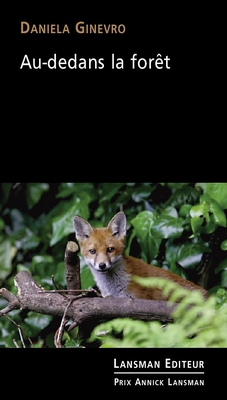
73,212,209,301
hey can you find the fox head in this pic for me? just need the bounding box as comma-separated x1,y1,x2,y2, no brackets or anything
73,212,126,273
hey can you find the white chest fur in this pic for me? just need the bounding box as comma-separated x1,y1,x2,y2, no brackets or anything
90,260,132,298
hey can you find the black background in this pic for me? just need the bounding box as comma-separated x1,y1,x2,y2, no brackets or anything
13,2,203,181
2,347,226,393
16,7,178,112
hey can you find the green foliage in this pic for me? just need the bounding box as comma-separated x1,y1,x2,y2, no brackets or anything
196,183,227,209
130,211,161,263
150,206,184,239
0,182,227,347
0,306,53,348
190,194,226,235
0,239,16,280
127,183,227,284
88,277,227,348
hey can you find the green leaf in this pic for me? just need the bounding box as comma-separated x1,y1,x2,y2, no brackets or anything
131,184,155,202
30,255,54,281
190,215,204,236
99,183,124,203
221,240,227,251
50,197,90,246
24,312,53,337
221,271,227,288
31,255,53,266
190,194,226,235
150,207,184,239
176,241,210,269
0,218,5,231
169,261,188,279
57,183,96,200
26,183,49,209
209,200,226,227
80,263,95,290
0,183,12,211
215,259,227,274
125,230,136,256
15,228,41,250
9,209,25,233
196,183,227,209
165,240,178,264
164,186,199,209
166,183,190,190
161,207,178,218
179,204,192,218
54,261,67,287
165,241,188,278
130,211,161,263
0,239,14,280
64,339,82,348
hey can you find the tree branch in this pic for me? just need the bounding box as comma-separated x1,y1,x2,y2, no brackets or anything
0,270,176,327
0,240,179,346
64,241,81,293
0,288,20,315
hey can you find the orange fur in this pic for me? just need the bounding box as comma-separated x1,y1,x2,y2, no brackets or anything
124,255,208,300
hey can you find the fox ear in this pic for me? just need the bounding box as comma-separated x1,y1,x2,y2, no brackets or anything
73,216,93,241
107,212,126,239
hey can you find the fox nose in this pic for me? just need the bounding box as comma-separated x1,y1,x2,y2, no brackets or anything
99,262,107,270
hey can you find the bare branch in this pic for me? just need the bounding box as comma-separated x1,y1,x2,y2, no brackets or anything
13,339,20,348
51,275,60,291
0,288,20,315
3,314,33,347
12,183,21,189
18,326,26,348
64,241,81,293
1,270,176,328
38,289,93,294
1,237,179,346
54,298,74,348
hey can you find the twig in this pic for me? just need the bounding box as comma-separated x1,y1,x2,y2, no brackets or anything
18,326,26,348
13,339,20,348
0,288,20,315
12,183,21,189
51,275,59,290
3,314,33,347
51,274,68,298
38,288,99,295
54,298,74,348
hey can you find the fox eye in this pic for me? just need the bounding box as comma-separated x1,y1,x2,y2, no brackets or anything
89,249,96,254
107,247,114,253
